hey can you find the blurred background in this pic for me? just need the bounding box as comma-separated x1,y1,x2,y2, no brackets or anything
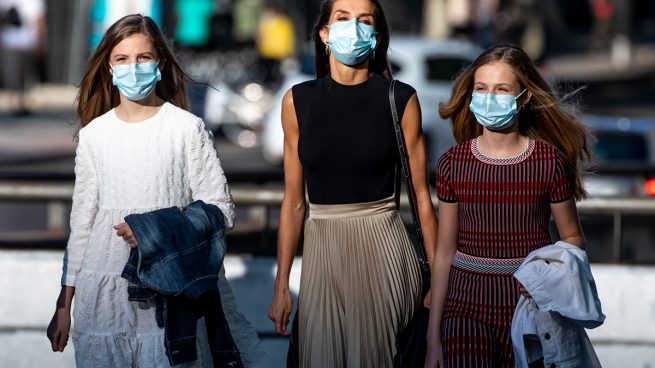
0,0,654,367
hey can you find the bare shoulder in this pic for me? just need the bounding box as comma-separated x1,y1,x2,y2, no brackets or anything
282,88,294,108
400,92,422,131
281,88,299,133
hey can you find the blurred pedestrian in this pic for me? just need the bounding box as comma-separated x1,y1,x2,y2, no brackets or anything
0,0,46,115
425,44,592,367
589,0,614,51
267,0,438,366
233,0,263,43
255,2,295,85
174,0,215,51
89,0,163,52
445,0,473,39
471,0,499,47
46,14,263,367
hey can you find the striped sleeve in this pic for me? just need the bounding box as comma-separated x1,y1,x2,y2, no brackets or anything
435,149,457,203
549,151,575,202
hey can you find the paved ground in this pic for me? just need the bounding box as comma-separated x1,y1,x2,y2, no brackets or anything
0,108,278,176
2,250,655,367
0,110,78,166
0,251,302,368
544,43,655,82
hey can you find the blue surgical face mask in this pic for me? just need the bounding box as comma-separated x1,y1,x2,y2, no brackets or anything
327,18,377,66
468,89,527,131
111,61,162,101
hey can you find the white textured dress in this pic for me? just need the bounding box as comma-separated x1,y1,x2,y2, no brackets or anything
61,102,264,367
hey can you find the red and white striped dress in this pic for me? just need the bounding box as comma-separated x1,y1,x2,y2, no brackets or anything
435,137,574,367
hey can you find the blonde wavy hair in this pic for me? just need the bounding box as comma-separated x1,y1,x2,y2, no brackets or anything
439,44,592,200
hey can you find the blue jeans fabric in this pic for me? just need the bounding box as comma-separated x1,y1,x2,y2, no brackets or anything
121,200,243,367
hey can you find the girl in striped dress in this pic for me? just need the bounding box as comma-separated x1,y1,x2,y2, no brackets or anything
425,44,592,368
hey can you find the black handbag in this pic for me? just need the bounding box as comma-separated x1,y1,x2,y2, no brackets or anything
389,79,432,368
286,310,300,368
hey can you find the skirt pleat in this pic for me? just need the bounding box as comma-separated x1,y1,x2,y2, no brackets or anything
298,197,422,368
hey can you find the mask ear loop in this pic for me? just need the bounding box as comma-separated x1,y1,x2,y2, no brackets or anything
324,23,331,56
370,30,379,61
516,89,528,110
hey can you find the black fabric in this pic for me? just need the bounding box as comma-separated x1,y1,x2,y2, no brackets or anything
286,311,300,368
0,7,21,27
394,306,430,368
292,74,416,204
388,79,431,368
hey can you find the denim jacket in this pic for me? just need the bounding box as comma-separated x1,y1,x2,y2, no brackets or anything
511,241,605,368
121,200,243,367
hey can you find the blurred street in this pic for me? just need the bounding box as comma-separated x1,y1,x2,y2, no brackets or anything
2,250,653,367
1,48,655,367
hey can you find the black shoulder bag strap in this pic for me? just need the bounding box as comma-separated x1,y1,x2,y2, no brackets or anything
389,80,430,292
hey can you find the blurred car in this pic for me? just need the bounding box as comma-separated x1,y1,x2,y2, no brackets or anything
261,36,483,175
180,49,276,148
204,79,274,148
583,115,655,197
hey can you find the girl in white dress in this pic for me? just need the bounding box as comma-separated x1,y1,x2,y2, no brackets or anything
46,14,263,367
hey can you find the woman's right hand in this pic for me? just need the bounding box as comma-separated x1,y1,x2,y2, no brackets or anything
424,337,444,368
47,308,71,352
268,287,293,336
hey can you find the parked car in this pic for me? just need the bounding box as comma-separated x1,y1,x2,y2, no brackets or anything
582,115,655,197
261,36,483,176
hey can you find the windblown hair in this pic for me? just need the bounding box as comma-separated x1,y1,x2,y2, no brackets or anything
312,0,392,79
76,14,189,126
439,44,592,200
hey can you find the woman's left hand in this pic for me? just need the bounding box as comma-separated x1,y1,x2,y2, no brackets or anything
113,222,137,248
519,283,532,299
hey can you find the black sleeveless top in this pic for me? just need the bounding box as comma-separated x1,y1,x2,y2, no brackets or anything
292,74,416,204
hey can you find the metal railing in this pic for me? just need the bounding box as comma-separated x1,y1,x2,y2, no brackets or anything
1,181,654,261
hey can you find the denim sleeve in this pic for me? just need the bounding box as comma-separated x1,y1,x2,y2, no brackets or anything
61,129,99,286
185,118,235,229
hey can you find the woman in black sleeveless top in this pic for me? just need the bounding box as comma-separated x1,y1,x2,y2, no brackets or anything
268,1,438,366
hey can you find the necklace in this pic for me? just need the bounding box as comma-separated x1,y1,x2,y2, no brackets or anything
471,136,534,165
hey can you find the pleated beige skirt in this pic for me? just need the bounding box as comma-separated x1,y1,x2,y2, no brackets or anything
298,196,422,368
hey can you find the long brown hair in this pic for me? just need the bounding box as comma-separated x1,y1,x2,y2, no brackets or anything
76,14,189,126
439,44,592,200
312,0,392,79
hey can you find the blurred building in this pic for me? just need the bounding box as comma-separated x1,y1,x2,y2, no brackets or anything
43,0,163,85
24,0,655,86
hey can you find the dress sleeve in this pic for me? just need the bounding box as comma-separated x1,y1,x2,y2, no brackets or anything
61,130,99,286
435,149,457,203
549,151,575,203
186,118,235,229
